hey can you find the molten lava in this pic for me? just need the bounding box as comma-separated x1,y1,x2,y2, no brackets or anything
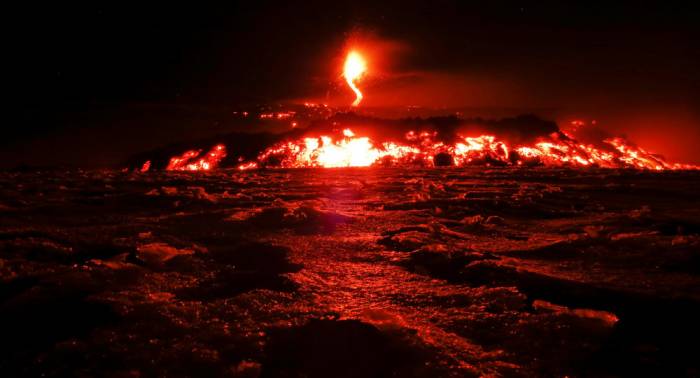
149,127,697,171
344,51,367,107
166,144,227,171
257,129,380,168
148,119,697,171
254,128,698,170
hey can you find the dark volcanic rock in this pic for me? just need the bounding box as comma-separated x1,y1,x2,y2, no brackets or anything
406,245,497,280
262,319,431,378
243,200,352,234
378,231,428,252
209,241,301,272
433,152,454,166
0,272,119,372
177,242,301,300
2,167,700,376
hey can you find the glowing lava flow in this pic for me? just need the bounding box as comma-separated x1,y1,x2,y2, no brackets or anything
149,119,695,171
257,129,380,168
344,51,367,107
253,129,698,170
150,128,697,171
166,144,227,171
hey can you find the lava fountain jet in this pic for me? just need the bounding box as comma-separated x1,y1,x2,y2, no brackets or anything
343,51,367,107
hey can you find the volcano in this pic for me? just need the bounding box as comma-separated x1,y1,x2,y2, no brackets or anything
4,105,700,376
6,61,700,378
128,110,698,172
5,3,700,377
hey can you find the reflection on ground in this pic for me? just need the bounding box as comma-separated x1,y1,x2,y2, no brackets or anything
1,168,699,376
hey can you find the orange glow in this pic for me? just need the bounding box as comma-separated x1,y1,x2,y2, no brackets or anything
260,111,295,120
140,160,151,173
237,161,258,170
166,144,227,171
143,124,696,171
453,136,509,165
343,51,367,107
258,129,380,168
604,137,696,170
251,128,699,170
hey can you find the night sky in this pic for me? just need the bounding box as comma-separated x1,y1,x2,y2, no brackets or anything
6,2,700,167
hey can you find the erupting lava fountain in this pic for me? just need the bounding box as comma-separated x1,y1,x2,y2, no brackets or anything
343,51,367,107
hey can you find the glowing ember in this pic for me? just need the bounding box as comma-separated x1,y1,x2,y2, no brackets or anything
237,161,258,171
343,51,367,107
166,144,227,171
140,160,151,173
260,111,295,120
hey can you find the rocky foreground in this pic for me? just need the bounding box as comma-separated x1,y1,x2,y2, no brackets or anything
1,168,699,376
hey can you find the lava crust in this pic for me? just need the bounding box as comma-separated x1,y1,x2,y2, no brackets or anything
1,167,699,376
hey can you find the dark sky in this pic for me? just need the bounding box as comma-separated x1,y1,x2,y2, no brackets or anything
6,2,700,166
